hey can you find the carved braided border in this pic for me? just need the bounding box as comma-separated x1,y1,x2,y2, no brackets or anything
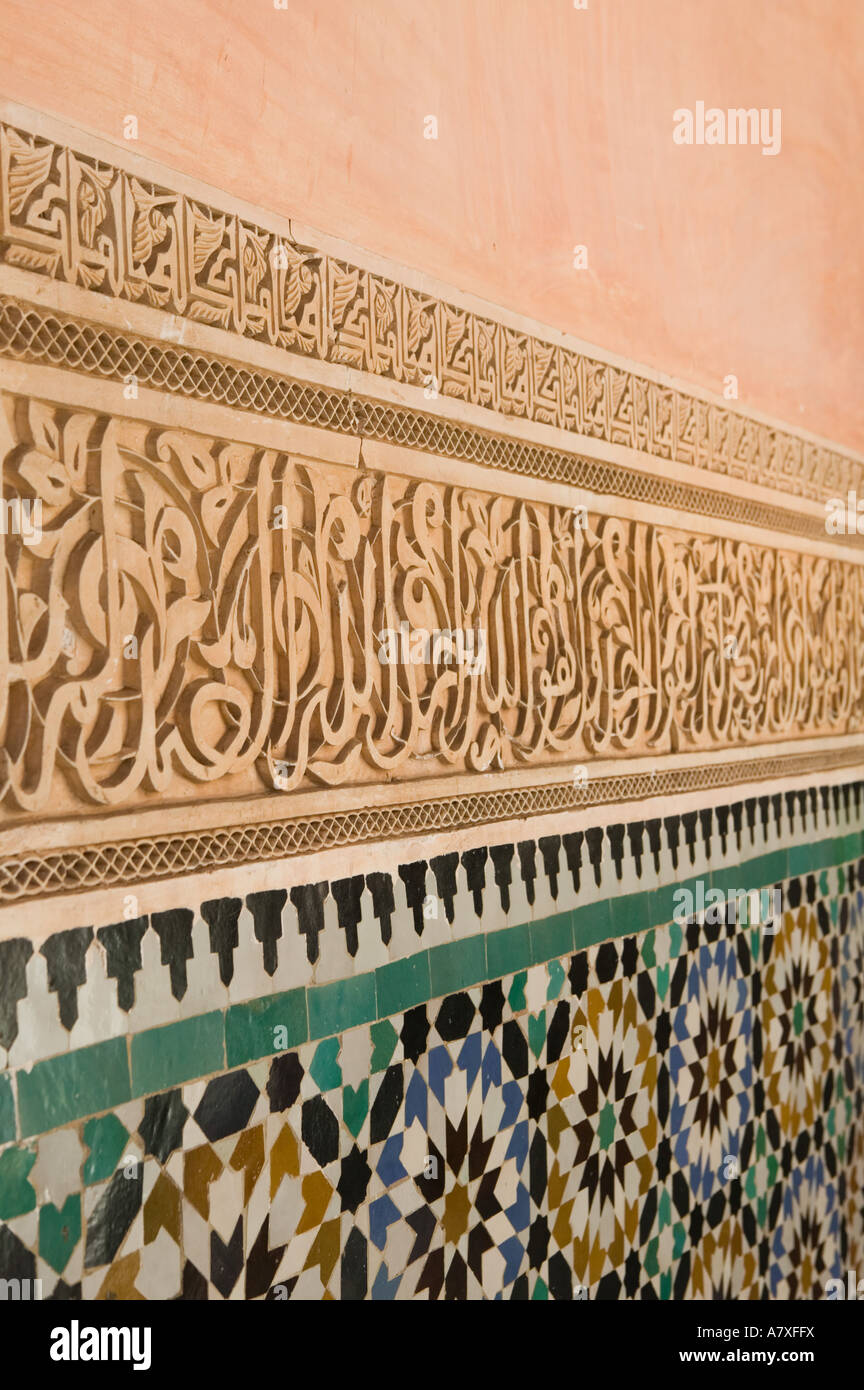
0,296,846,546
2,747,862,904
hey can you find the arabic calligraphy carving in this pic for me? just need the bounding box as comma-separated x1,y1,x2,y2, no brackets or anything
0,394,861,817
0,120,858,504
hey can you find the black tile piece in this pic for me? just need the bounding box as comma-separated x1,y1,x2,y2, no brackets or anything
527,1068,550,1123
645,818,662,872
84,1166,143,1268
246,890,286,976
341,1227,367,1299
194,1070,259,1141
400,1005,429,1063
405,1206,436,1264
479,980,505,1034
698,807,713,857
664,815,681,870
40,926,93,1029
584,826,604,885
414,1139,445,1202
210,1217,243,1298
562,831,584,892
681,811,698,864
501,1020,528,1078
365,872,395,945
548,1250,573,1301
139,1089,188,1163
150,909,194,1000
467,1223,494,1285
97,917,147,1012
489,843,514,912
245,1216,285,1299
301,1096,339,1165
398,861,429,936
627,822,645,878
337,1146,372,1213
714,805,730,854
290,882,328,965
538,836,561,899
0,1222,35,1282
516,840,537,905
0,937,33,1049
201,897,241,985
430,853,459,924
444,1250,467,1300
415,1247,444,1299
332,876,365,957
434,992,475,1041
370,1065,403,1142
460,847,488,917
46,1279,81,1300
527,1214,549,1269
607,823,626,880
545,1000,569,1062
177,1260,208,1300
267,1052,303,1112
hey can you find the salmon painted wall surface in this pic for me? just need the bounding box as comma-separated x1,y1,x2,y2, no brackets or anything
0,0,861,452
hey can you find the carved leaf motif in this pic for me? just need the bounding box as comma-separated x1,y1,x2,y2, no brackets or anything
331,265,361,326
128,180,174,265
189,205,227,273
6,129,54,215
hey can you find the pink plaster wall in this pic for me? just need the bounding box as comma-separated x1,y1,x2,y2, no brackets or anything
1,0,861,450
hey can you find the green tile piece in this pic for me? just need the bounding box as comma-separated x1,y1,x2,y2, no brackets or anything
789,842,818,878
83,1113,129,1185
0,1072,15,1144
39,1194,81,1274
610,890,649,937
428,935,487,996
530,911,573,966
370,1020,398,1072
486,922,531,978
18,1038,131,1138
741,849,787,891
376,952,431,1018
546,959,566,1001
650,883,680,928
309,1038,342,1092
132,1012,224,1095
528,1011,546,1060
342,1081,369,1138
0,1145,36,1218
640,930,656,969
572,898,611,949
532,1277,549,1300
308,974,376,1041
225,991,305,1068
508,971,527,1013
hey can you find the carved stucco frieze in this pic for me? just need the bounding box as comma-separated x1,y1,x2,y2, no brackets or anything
0,119,860,504
0,394,862,821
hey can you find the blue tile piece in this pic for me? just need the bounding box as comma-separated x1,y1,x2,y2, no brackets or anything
456,1033,482,1092
404,1070,427,1129
427,1045,452,1105
482,1041,502,1099
369,1193,401,1250
377,1135,408,1188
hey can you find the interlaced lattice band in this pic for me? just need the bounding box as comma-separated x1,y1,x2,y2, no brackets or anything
1,746,861,904
0,295,845,546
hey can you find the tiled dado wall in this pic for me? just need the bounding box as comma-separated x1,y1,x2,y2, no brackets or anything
0,783,862,1300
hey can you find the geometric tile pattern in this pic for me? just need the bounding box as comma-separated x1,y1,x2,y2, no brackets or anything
1,801,863,1297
